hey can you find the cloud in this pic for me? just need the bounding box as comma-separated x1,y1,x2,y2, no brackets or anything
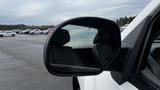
0,0,150,25
15,2,47,18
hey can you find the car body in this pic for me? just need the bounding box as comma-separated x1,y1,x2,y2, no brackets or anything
74,0,160,90
42,28,53,35
0,31,16,37
0,31,3,36
21,29,32,34
15,29,21,34
11,29,21,34
41,30,49,35
29,29,43,35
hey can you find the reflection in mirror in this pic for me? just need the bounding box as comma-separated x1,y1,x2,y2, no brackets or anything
63,24,97,48
49,24,100,73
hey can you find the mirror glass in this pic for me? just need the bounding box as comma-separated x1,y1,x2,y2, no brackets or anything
63,24,97,48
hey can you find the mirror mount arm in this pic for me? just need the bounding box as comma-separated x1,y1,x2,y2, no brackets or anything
107,46,131,85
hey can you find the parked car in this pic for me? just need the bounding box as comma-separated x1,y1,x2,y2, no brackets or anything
15,29,21,34
41,30,49,35
0,31,16,37
42,28,53,35
10,29,21,34
21,29,32,34
43,1,160,90
0,31,3,36
29,29,43,35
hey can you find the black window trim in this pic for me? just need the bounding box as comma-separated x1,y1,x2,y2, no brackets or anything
128,6,160,90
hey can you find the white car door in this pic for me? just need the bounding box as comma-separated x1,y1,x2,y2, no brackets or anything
78,72,137,90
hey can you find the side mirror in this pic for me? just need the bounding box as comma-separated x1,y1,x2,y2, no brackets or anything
44,17,121,76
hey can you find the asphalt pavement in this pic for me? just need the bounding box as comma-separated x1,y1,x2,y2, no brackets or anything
0,34,72,90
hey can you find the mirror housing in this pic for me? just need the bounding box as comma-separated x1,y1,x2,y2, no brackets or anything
44,17,121,76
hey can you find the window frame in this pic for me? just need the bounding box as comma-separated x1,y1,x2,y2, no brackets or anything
128,6,160,90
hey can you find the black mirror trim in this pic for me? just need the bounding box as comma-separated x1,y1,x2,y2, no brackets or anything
44,17,121,76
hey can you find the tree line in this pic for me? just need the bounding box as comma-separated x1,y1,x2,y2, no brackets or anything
116,16,136,27
0,24,55,30
0,16,135,30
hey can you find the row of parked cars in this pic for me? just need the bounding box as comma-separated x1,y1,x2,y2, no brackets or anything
15,28,53,35
0,28,53,37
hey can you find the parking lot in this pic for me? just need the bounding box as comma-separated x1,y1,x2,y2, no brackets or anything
0,34,72,90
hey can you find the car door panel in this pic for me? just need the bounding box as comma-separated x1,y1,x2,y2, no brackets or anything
78,72,138,90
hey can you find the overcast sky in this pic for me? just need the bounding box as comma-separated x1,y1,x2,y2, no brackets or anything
0,0,150,25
